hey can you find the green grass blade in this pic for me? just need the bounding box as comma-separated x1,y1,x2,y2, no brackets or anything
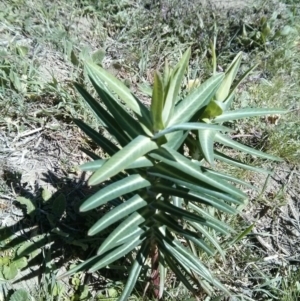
88,135,158,185
87,194,148,236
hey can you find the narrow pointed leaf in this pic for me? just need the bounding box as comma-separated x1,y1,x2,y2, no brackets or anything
87,194,148,235
85,61,152,130
151,71,165,131
224,64,257,109
98,209,151,254
152,122,232,139
81,156,153,172
90,77,148,138
158,247,196,293
149,164,245,205
215,52,242,102
151,184,237,213
80,159,106,171
189,222,225,260
74,119,119,155
90,235,145,272
198,129,216,165
74,83,129,146
153,201,206,224
215,133,283,161
118,241,150,301
159,253,167,298
162,48,191,124
155,213,214,255
188,202,233,234
89,135,158,185
214,108,287,123
57,254,103,279
214,151,272,174
202,167,256,190
169,73,224,126
81,174,150,213
79,147,100,160
151,146,246,199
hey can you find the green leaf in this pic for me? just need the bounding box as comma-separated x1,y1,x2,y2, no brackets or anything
9,289,30,301
162,48,191,124
3,263,18,280
81,174,150,212
215,133,283,161
42,188,52,202
152,184,237,214
149,165,245,206
214,151,272,174
200,100,223,120
52,193,66,218
152,122,232,139
92,48,106,64
224,64,257,109
157,241,196,293
87,194,148,235
155,213,214,256
88,135,158,185
169,73,224,126
151,146,246,199
189,222,225,260
57,254,103,279
187,202,233,235
13,257,27,269
98,209,151,254
74,119,119,156
213,108,287,123
85,61,152,132
16,196,36,217
151,71,165,131
118,241,150,301
74,83,129,146
89,78,147,139
80,156,153,172
198,129,216,165
229,224,254,245
215,52,242,102
90,235,145,272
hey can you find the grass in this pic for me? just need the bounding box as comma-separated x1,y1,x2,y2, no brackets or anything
0,0,300,300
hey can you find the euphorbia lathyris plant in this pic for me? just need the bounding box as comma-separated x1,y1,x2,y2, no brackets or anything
59,48,285,300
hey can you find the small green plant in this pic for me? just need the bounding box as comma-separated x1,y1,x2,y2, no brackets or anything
58,47,286,300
